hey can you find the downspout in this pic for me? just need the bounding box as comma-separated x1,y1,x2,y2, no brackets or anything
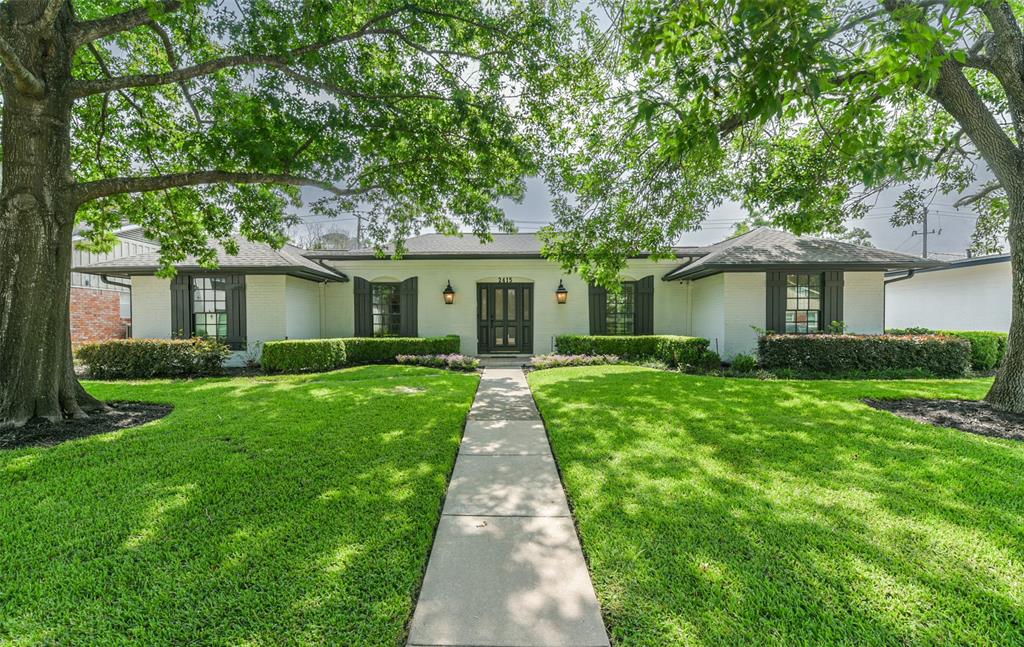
100,274,131,289
883,269,916,285
882,269,916,333
100,275,133,338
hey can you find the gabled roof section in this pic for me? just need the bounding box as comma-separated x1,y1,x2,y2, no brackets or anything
304,232,704,260
74,236,348,282
662,228,945,280
73,224,159,247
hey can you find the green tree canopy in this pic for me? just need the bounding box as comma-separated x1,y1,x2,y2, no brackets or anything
56,0,574,269
543,0,1024,410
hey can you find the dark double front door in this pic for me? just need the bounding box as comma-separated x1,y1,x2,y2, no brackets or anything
477,283,533,354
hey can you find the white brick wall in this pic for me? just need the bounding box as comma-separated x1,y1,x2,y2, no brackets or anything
245,275,287,344
689,274,724,355
844,272,885,334
131,275,172,339
285,276,322,339
723,272,765,358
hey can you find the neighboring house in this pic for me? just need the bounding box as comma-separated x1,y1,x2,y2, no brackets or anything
75,228,939,363
71,226,159,346
885,254,1011,332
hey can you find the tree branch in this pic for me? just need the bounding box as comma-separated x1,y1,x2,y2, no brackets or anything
23,0,66,32
73,171,366,206
142,20,202,123
0,35,45,97
954,181,1004,207
69,3,492,98
978,1,1024,143
70,0,182,49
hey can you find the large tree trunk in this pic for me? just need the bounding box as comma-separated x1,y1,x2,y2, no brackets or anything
0,2,104,428
985,183,1024,411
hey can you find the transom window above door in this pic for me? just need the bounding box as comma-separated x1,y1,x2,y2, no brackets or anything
785,273,822,333
371,283,402,336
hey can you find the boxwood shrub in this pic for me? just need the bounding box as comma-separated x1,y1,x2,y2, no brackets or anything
758,334,971,377
76,338,230,379
261,339,347,373
554,335,709,367
343,335,461,365
889,328,1007,371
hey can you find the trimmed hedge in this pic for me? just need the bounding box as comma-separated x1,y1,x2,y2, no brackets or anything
758,334,971,377
343,335,461,365
258,335,461,372
889,328,1008,371
261,339,347,373
76,338,230,379
554,335,709,367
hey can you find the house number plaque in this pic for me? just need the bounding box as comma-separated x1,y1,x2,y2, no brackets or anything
496,277,514,284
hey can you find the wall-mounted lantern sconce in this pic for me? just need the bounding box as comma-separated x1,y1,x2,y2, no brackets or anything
555,280,568,304
443,280,456,305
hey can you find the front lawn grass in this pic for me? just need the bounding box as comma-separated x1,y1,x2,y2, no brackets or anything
528,366,1024,646
0,365,479,646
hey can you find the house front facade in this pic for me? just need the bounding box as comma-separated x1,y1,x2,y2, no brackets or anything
77,228,940,362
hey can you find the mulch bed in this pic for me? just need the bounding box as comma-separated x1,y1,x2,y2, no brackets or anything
0,402,172,450
865,398,1024,441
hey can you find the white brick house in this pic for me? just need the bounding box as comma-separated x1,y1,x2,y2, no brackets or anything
77,228,940,361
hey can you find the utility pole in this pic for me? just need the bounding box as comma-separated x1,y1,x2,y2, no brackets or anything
910,207,942,258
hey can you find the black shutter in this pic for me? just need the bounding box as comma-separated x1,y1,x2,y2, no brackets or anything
588,284,607,334
765,271,786,333
225,275,246,350
822,271,844,329
400,277,418,337
635,276,654,334
354,277,372,337
170,274,191,338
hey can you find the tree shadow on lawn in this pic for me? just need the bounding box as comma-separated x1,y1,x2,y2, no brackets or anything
530,367,1024,646
0,365,479,646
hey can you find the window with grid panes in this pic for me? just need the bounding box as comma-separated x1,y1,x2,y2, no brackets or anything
191,277,228,341
785,273,823,333
606,282,636,335
371,283,401,336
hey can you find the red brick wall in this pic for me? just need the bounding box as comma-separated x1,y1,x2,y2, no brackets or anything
71,287,128,346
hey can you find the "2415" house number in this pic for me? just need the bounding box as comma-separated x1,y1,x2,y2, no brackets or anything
496,277,514,284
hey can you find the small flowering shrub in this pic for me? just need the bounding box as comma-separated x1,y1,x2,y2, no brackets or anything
529,354,620,370
396,354,480,371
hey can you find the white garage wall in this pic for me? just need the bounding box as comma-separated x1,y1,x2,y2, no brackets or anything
886,261,1010,332
321,258,690,355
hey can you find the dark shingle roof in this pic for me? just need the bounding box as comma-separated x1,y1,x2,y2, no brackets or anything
74,236,347,282
662,228,944,280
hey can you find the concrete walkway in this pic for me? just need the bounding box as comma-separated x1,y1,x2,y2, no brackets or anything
408,367,609,647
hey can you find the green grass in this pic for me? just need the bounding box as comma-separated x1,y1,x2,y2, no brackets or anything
0,365,479,646
528,366,1024,646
